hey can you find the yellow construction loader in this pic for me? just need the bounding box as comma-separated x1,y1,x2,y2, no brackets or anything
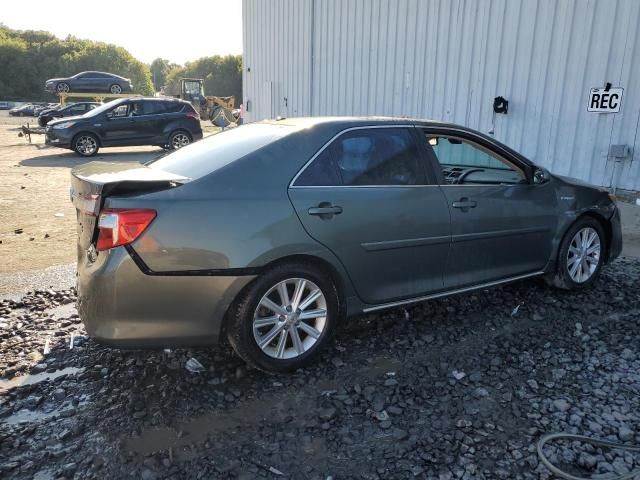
177,78,239,126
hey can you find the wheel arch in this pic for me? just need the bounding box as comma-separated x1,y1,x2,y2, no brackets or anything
218,253,348,344
554,210,612,269
71,130,103,148
168,127,193,141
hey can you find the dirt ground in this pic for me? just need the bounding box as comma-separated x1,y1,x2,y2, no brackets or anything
0,111,217,277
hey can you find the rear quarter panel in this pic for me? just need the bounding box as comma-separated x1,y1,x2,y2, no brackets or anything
105,124,356,293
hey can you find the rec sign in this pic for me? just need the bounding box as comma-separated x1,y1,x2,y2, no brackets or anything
588,87,623,113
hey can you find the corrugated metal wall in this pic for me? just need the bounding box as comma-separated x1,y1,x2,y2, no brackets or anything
242,0,640,191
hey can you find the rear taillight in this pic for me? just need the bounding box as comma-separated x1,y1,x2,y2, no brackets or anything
96,209,156,251
186,111,199,120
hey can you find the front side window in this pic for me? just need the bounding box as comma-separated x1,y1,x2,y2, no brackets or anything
109,103,130,118
295,128,422,186
424,134,525,185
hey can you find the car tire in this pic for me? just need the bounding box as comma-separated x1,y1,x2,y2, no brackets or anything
109,84,122,94
227,262,339,372
551,217,605,290
56,82,70,94
73,133,100,157
169,130,191,150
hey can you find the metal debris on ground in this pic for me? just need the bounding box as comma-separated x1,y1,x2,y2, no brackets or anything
366,409,389,421
511,302,523,317
185,358,205,373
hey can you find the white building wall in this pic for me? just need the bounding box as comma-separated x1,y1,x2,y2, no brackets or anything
243,0,640,191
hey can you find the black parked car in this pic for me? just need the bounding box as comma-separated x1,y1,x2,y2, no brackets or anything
9,104,38,116
38,102,100,126
45,71,133,95
46,97,203,156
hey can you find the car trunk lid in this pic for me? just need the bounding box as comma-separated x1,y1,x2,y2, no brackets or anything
71,161,187,254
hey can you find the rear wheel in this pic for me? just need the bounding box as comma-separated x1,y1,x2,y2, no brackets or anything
169,130,191,150
209,106,234,127
109,84,122,94
73,133,99,157
56,82,70,94
227,262,339,372
552,217,605,290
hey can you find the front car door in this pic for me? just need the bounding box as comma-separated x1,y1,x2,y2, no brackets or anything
417,127,558,289
72,73,92,91
101,102,138,145
288,126,451,306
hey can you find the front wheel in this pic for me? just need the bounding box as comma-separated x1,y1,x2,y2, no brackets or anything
56,82,70,94
227,263,339,372
552,218,605,290
73,133,99,157
169,131,191,150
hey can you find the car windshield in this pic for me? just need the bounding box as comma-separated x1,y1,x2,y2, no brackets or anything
148,123,296,181
83,99,124,117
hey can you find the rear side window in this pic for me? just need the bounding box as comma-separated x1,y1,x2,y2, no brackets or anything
144,101,168,114
148,123,295,181
166,102,186,113
68,104,87,113
295,128,422,186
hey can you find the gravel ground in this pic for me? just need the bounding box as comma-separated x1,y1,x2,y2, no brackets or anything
0,258,639,479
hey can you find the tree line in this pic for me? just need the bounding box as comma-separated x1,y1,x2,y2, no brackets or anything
0,26,154,100
0,25,243,106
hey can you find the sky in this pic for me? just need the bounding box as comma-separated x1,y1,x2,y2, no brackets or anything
2,0,243,65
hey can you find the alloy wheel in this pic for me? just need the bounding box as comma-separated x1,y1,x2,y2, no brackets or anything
566,227,601,283
57,83,70,93
253,278,327,359
171,133,190,149
110,84,122,94
76,136,97,156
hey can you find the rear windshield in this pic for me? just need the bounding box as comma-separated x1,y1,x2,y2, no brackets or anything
148,123,294,180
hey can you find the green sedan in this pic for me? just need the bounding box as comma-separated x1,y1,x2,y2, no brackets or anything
71,117,622,372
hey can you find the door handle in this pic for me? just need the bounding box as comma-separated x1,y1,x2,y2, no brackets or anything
452,198,477,210
308,203,343,217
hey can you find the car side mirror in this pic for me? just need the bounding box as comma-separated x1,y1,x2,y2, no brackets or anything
533,168,550,184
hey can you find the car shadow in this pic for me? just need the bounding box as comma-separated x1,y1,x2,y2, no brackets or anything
19,149,165,168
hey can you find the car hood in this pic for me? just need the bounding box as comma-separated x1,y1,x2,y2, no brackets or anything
48,115,86,126
553,173,608,192
46,78,66,83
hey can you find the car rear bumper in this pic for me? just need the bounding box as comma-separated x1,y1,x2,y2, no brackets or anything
77,246,255,347
608,205,623,262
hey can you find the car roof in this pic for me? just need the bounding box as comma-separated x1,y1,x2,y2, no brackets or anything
261,116,533,165
75,71,124,78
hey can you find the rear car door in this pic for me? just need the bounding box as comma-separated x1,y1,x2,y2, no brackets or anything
142,101,170,143
288,126,451,305
418,128,558,289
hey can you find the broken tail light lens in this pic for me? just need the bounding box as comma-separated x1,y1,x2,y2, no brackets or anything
96,209,156,251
